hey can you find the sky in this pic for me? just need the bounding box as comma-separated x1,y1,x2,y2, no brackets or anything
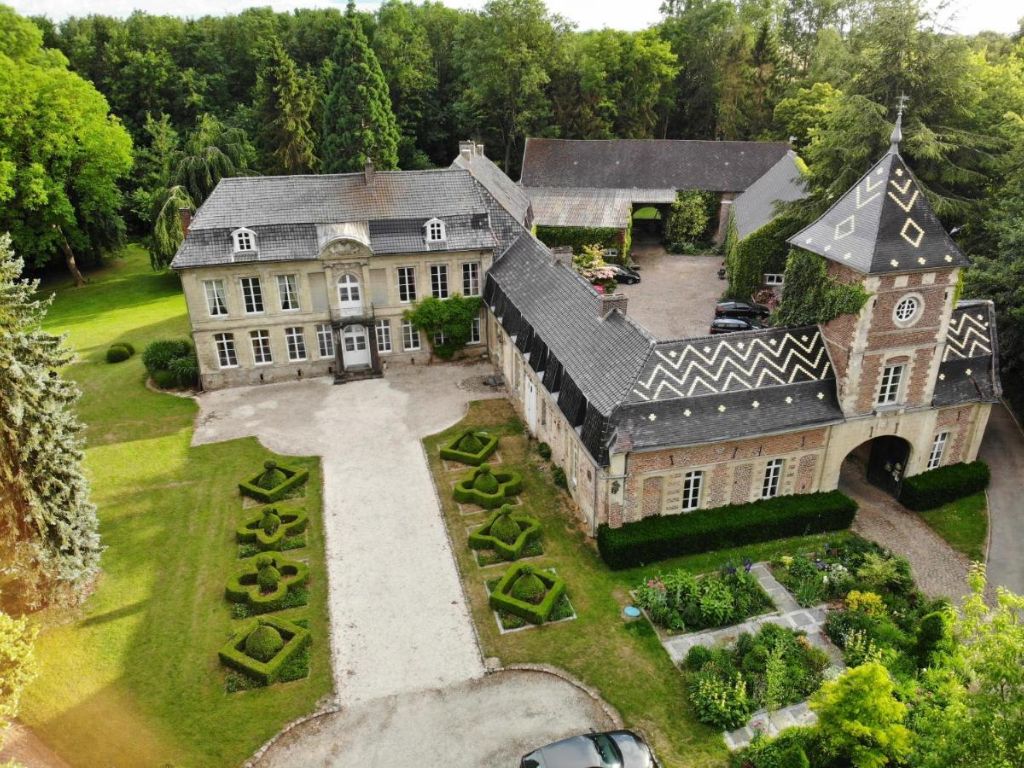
13,0,1023,37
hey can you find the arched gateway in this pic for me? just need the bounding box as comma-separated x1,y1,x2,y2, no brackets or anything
841,435,912,497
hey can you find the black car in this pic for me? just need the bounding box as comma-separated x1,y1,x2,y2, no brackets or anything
607,264,641,285
520,730,658,768
710,317,763,334
714,300,769,319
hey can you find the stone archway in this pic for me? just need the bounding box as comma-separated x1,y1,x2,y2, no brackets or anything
840,435,912,497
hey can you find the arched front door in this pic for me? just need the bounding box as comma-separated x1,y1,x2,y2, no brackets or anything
842,435,912,496
342,324,371,369
337,273,362,317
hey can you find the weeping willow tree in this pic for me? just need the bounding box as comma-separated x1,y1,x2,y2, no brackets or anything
173,114,256,205
0,235,101,612
149,185,194,270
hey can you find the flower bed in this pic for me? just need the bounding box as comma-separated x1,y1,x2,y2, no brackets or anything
684,624,830,730
634,563,774,633
440,428,499,466
219,615,311,688
488,563,567,625
225,554,310,617
468,505,542,561
485,572,574,631
237,506,309,551
239,460,309,503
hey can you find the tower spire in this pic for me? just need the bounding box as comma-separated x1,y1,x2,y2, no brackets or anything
890,93,909,152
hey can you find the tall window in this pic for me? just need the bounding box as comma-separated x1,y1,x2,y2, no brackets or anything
682,470,703,512
375,319,392,353
462,262,481,296
316,323,334,358
240,277,264,314
398,267,416,303
425,218,445,242
337,273,360,303
469,316,481,344
927,432,948,470
877,363,905,405
250,329,272,365
430,264,449,299
433,329,447,346
214,333,237,368
277,274,299,311
232,228,256,252
284,327,307,361
203,279,228,316
762,459,784,499
402,319,420,351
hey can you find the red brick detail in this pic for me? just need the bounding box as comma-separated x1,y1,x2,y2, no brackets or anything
797,454,817,492
730,463,752,505
641,476,663,517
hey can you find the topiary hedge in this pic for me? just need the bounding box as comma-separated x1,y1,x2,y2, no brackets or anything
597,491,858,570
218,615,311,685
453,464,523,509
225,553,310,613
468,506,542,561
239,461,309,502
106,343,134,363
236,506,309,550
440,429,499,466
899,461,990,511
489,564,567,625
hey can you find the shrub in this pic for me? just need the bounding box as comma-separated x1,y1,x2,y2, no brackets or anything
219,616,311,685
473,465,500,494
459,432,484,454
636,568,772,631
119,342,136,355
405,295,482,359
535,225,624,257
106,344,132,363
914,610,952,667
685,645,715,671
167,354,199,388
152,369,177,388
664,190,714,251
245,624,284,662
439,429,498,466
489,509,521,545
551,465,567,489
453,465,522,509
236,506,309,551
257,461,288,491
510,566,547,604
690,670,752,730
225,554,310,612
899,461,990,511
846,590,886,617
732,731,813,768
257,563,281,592
537,442,552,460
468,506,542,561
239,463,310,503
143,339,193,373
489,564,566,625
598,491,857,569
261,510,282,535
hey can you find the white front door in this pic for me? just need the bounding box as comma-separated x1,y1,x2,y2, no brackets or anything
342,324,371,368
338,273,362,317
525,378,537,434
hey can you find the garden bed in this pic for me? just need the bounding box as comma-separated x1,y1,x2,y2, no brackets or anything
485,573,575,633
224,618,312,692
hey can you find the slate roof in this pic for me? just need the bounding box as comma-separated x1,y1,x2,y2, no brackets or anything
451,146,533,225
787,149,969,274
520,138,792,192
369,214,495,255
732,152,808,240
933,300,1001,406
174,223,318,269
527,187,675,229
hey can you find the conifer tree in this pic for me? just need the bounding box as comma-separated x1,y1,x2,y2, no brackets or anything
0,235,101,612
253,38,318,175
321,2,400,173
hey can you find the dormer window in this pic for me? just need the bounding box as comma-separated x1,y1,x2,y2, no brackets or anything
232,227,257,253
425,218,446,243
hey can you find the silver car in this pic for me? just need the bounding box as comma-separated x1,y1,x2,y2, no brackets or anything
520,730,658,768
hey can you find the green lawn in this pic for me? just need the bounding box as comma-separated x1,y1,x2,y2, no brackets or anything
917,492,988,563
21,246,332,767
425,400,855,768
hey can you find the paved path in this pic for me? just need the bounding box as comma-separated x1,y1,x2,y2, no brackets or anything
979,403,1024,594
843,470,971,603
0,722,72,768
194,365,500,704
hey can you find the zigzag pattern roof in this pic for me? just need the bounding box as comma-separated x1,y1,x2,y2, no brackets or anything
944,303,994,361
629,326,833,403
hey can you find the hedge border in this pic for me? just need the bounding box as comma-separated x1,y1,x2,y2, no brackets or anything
597,490,857,570
218,615,311,685
239,465,310,503
899,461,990,511
489,565,567,625
468,508,542,561
439,429,499,466
225,554,310,611
453,466,523,509
236,507,309,551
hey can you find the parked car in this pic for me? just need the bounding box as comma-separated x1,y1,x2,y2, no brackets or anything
607,263,641,285
710,316,763,334
714,300,769,319
520,730,659,768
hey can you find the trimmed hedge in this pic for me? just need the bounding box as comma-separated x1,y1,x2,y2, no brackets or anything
106,344,132,363
218,615,311,685
468,506,542,561
535,225,626,260
899,461,990,511
489,565,567,625
236,506,309,550
453,464,523,509
239,463,309,502
440,429,499,466
597,490,858,570
225,554,310,613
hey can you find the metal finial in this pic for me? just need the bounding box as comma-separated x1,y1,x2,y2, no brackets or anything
890,93,909,151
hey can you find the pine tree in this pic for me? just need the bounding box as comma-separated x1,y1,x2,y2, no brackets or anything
252,38,318,175
0,235,101,612
321,2,400,173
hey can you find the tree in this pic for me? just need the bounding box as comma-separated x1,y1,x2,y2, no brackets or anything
251,38,318,175
321,2,400,173
173,113,255,206
810,661,911,768
0,611,36,735
0,234,101,612
773,82,844,150
664,191,711,250
405,295,482,359
0,5,132,284
149,185,194,270
128,112,180,231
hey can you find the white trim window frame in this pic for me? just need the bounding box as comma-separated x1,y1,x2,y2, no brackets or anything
468,316,481,345
214,332,237,368
315,323,334,359
425,218,446,242
764,273,785,286
462,261,481,296
232,227,256,253
250,329,272,365
375,319,392,354
240,277,264,314
277,274,300,312
430,264,449,299
762,458,784,499
203,279,228,317
397,266,417,303
927,431,948,470
877,363,905,405
284,326,307,361
402,319,421,351
433,329,447,346
682,470,704,512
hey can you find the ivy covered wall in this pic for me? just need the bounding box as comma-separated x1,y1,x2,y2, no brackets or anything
776,248,870,326
535,225,629,260
724,213,803,300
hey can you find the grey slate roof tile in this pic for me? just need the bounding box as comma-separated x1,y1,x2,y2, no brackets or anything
369,215,495,254
452,150,532,224
732,152,807,240
933,300,1001,406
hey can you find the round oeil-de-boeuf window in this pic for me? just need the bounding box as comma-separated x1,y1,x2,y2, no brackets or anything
893,295,921,326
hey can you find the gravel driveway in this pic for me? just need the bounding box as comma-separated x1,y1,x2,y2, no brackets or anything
979,403,1024,594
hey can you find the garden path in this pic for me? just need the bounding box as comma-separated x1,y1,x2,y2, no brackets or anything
979,403,1024,594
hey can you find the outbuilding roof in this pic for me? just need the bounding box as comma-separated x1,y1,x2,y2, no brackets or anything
933,300,1001,406
732,152,807,240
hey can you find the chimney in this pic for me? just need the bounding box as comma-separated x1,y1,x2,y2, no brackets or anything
363,159,375,185
474,142,485,157
459,140,474,163
599,292,628,319
179,207,192,237
551,246,573,269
